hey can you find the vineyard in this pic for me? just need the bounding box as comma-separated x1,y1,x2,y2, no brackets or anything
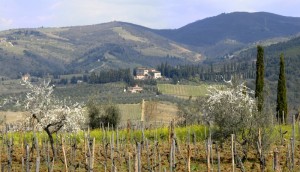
0,123,299,171
157,84,211,98
1,79,299,171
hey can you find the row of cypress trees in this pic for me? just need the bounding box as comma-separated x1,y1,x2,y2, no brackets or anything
255,45,287,123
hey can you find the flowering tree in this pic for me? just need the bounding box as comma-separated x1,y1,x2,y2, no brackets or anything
205,81,257,141
23,80,85,155
205,79,274,169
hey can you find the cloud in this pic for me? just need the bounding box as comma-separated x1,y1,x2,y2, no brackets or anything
43,0,300,29
45,0,169,28
1,0,300,30
49,1,62,10
37,15,55,22
0,18,13,27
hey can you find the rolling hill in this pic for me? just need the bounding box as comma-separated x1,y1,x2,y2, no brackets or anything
232,36,300,109
1,12,300,78
155,12,300,57
0,22,202,78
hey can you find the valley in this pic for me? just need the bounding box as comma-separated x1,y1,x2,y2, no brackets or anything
2,11,300,124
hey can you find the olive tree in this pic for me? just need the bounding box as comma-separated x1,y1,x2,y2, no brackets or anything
205,79,274,169
99,104,121,128
177,98,203,126
205,81,256,142
87,99,121,129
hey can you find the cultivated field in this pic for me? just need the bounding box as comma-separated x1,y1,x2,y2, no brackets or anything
157,84,210,98
118,101,178,127
0,79,28,95
118,104,141,123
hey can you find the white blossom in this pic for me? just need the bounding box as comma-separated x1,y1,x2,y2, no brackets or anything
206,82,256,122
22,80,85,132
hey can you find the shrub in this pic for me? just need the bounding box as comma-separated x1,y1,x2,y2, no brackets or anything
87,100,121,129
87,98,101,129
100,105,121,128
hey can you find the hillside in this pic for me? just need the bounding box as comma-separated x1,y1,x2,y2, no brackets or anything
155,12,300,57
157,12,300,46
2,12,300,78
0,22,202,78
236,36,300,108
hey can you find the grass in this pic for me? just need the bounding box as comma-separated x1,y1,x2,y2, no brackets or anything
4,124,208,144
0,111,27,124
118,101,178,125
158,83,211,98
145,101,178,122
10,123,297,145
112,27,147,43
118,103,142,122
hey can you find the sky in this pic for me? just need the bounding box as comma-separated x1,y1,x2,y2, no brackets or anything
0,0,300,31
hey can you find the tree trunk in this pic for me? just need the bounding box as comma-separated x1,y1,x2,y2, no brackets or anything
44,128,56,157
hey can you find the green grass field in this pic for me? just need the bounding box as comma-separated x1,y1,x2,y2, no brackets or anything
118,101,178,126
118,103,142,122
157,83,210,97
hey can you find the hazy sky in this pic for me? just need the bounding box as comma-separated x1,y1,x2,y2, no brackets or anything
0,0,300,31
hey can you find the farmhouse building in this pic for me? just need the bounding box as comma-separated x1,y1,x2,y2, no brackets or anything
22,73,30,82
0,38,7,43
135,67,161,80
150,71,162,79
127,85,143,93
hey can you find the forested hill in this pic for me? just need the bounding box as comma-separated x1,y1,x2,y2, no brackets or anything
156,12,300,46
236,36,300,109
238,36,300,80
154,12,300,58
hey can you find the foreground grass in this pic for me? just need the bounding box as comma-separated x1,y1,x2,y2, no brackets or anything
6,125,207,144
5,124,298,145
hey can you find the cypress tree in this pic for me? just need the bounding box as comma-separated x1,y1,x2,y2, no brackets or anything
276,53,287,124
255,45,264,112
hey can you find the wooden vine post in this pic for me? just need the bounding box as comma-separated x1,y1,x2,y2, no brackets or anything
26,143,30,172
61,136,68,172
291,114,295,169
217,145,221,172
187,144,191,172
231,134,235,172
35,133,40,172
127,119,131,143
0,135,2,172
207,139,211,172
135,142,141,172
273,148,280,171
